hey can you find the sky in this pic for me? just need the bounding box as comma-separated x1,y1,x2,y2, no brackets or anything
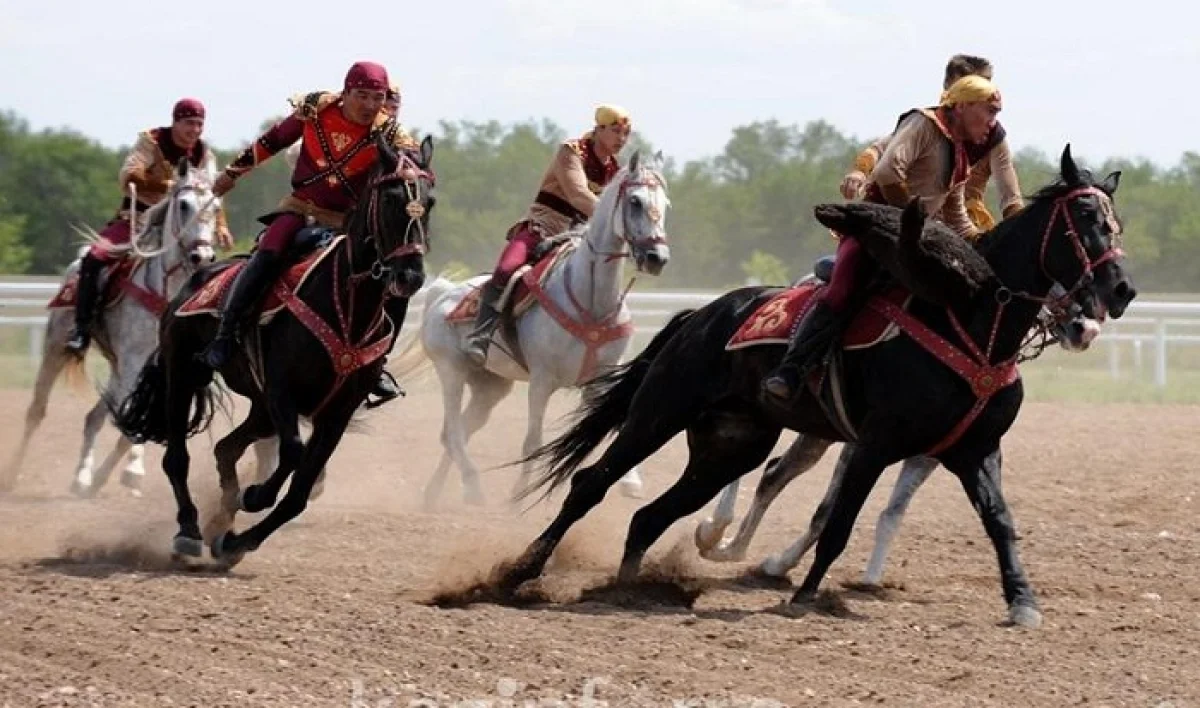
1,0,1196,169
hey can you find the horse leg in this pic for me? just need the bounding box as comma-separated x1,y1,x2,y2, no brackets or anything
755,443,854,578
89,350,154,498
425,361,478,508
513,373,556,500
941,446,1040,627
501,417,688,589
618,467,645,499
862,455,938,586
2,344,69,492
69,397,110,498
252,437,278,485
210,402,276,538
239,394,304,514
163,364,204,558
618,414,782,582
213,400,358,561
83,435,135,498
118,442,147,494
789,445,890,606
697,435,833,562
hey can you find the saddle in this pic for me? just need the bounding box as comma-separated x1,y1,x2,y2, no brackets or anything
47,258,145,314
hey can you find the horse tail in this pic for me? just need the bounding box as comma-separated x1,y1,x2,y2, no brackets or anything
106,348,223,445
106,349,169,444
383,275,459,386
516,308,697,502
61,354,91,395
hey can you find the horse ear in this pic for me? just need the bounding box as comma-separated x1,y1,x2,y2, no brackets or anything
1099,170,1121,196
628,150,641,173
419,134,434,168
653,149,664,166
377,133,399,174
175,156,189,180
1060,143,1081,185
900,197,926,245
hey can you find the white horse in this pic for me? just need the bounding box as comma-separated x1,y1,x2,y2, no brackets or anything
0,157,254,497
395,151,671,507
694,281,1104,583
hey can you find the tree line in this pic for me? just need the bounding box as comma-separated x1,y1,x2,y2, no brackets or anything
1,110,1196,292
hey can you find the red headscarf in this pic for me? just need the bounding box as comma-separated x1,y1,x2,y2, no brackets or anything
344,61,390,93
172,98,205,121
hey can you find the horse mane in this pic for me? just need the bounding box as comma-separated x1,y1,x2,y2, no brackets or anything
973,170,1099,259
69,197,172,263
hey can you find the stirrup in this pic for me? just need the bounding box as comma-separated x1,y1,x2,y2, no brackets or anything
365,370,405,409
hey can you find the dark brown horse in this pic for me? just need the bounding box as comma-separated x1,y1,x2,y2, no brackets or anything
505,145,1136,627
110,135,436,566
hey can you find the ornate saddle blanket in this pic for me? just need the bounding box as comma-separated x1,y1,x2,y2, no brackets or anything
176,236,345,323
726,281,912,352
445,242,575,325
46,259,166,316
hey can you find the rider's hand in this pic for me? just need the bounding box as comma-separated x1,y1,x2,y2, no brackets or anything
213,173,236,197
216,227,235,251
840,171,867,200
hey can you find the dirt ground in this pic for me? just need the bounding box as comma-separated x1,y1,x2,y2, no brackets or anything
0,375,1197,707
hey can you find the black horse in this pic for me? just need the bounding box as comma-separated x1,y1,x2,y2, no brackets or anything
504,145,1136,627
110,134,436,566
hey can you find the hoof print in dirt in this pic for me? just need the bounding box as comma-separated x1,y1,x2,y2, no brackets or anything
771,590,866,620
578,578,703,611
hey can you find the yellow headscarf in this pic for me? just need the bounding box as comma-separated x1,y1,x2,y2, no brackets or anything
939,75,1002,109
594,104,631,128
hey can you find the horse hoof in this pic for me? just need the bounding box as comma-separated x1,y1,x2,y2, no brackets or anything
210,531,247,567
120,471,143,493
618,480,643,499
757,556,792,578
239,485,270,513
69,480,94,499
464,489,486,507
693,519,724,554
1007,603,1043,629
172,535,204,558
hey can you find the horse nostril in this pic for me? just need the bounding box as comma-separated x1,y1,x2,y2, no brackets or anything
190,253,202,265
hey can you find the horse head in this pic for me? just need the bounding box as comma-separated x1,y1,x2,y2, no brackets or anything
350,133,436,298
131,157,219,271
1041,144,1137,322
608,150,671,276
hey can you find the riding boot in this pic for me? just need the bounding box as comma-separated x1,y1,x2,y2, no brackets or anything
761,298,843,404
364,299,410,409
199,250,283,370
65,254,105,354
463,279,504,367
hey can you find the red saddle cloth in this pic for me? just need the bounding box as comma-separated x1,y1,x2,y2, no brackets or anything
445,243,571,324
47,259,139,312
176,239,342,322
725,280,911,351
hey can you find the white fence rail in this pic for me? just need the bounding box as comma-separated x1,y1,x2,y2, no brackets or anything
1,280,1196,387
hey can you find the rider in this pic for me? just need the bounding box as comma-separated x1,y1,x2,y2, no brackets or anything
761,74,1005,403
463,104,632,366
840,54,1023,231
65,98,234,354
202,61,418,405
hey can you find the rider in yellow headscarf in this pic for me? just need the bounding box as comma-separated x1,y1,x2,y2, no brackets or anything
840,55,1023,232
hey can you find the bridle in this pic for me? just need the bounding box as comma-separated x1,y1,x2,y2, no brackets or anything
359,153,432,282
1007,185,1124,310
587,167,668,263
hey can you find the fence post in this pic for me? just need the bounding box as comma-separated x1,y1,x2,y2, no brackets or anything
1155,319,1168,388
1107,337,1120,381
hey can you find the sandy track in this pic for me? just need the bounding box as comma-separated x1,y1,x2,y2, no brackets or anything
0,379,1197,707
